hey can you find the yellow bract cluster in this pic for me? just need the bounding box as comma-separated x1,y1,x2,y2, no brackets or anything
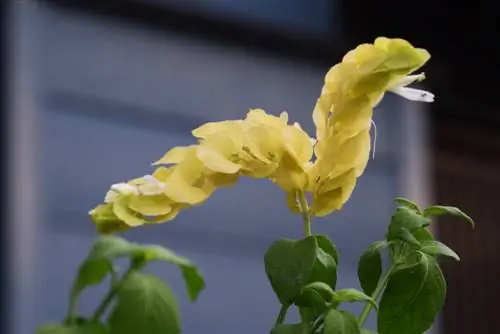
90,37,432,233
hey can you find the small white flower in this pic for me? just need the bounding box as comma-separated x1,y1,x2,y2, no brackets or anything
105,183,138,203
388,73,435,102
103,175,167,203
110,182,138,194
374,73,435,108
279,111,289,124
137,175,167,196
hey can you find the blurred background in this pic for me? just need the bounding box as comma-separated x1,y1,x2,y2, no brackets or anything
4,0,498,333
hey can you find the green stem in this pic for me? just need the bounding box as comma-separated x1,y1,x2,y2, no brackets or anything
358,264,397,327
308,314,325,333
275,304,289,326
91,267,134,321
297,191,312,237
63,302,77,325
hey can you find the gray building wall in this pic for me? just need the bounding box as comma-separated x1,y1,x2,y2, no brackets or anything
9,2,433,333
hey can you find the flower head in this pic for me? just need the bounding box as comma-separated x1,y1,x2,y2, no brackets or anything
90,37,434,233
308,37,433,216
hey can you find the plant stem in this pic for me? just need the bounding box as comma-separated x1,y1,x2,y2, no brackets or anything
91,268,134,321
308,314,325,333
358,265,397,327
275,304,289,326
297,191,312,237
63,304,77,325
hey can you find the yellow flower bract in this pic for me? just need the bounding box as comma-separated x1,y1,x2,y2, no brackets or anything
90,37,432,233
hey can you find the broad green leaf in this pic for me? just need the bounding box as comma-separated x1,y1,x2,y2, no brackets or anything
137,245,205,301
420,240,460,261
37,321,108,334
71,236,139,304
296,282,335,308
395,227,421,247
80,237,204,301
393,197,420,213
271,323,309,334
74,260,113,288
311,235,339,290
299,306,322,324
68,237,136,318
333,289,377,311
412,227,434,242
180,266,205,301
265,237,318,305
87,236,137,259
387,207,430,241
323,309,360,334
297,237,339,322
311,247,337,289
314,235,340,265
390,227,434,260
358,241,386,296
108,272,180,334
378,253,446,334
423,205,474,227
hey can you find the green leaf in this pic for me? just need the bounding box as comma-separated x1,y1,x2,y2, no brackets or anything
265,237,318,305
420,240,460,261
387,208,430,241
412,227,434,242
71,236,140,304
37,321,108,334
310,235,339,290
378,252,446,334
68,237,135,320
75,237,205,302
179,266,205,301
323,309,360,334
311,247,337,289
314,235,340,265
108,272,181,334
299,306,321,324
297,282,335,305
390,227,434,260
423,205,474,227
393,197,420,213
333,289,377,311
387,208,430,259
358,241,386,296
395,227,421,247
271,323,309,334
71,258,113,304
87,236,137,259
137,245,205,301
297,236,339,323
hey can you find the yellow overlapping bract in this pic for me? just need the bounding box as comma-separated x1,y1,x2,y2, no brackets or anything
90,37,433,233
308,37,431,216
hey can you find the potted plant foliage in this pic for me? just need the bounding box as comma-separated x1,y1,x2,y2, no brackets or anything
37,37,473,334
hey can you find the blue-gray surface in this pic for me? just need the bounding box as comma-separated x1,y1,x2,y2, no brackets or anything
30,7,407,334
36,102,400,333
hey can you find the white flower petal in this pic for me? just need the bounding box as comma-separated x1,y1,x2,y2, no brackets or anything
279,111,289,124
110,183,138,196
390,86,435,102
137,175,167,195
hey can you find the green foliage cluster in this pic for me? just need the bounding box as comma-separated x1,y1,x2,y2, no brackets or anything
36,198,472,334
